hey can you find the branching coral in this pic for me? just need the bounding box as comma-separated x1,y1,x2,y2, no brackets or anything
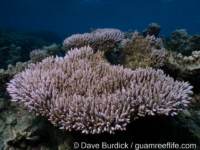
120,31,164,70
7,46,193,134
30,49,45,63
90,28,124,51
131,67,193,118
63,33,91,49
63,28,124,52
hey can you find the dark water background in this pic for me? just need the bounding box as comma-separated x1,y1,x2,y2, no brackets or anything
0,0,199,38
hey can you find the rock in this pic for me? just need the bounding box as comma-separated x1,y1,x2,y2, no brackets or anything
182,109,192,118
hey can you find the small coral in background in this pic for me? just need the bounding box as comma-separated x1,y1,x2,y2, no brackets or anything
63,33,91,49
63,28,124,52
30,49,45,63
90,28,124,51
41,43,59,57
142,23,161,37
7,46,193,134
124,29,134,39
120,31,164,70
165,50,200,76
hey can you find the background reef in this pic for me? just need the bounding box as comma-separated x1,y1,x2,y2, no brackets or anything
0,28,62,69
1,23,200,149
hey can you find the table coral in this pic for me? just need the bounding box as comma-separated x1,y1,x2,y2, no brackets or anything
7,46,193,134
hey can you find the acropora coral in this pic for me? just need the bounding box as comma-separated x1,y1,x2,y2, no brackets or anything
63,28,124,52
7,46,193,134
120,31,164,70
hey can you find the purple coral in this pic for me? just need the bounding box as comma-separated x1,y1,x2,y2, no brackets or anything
7,46,193,134
63,28,124,51
91,28,124,42
63,33,91,49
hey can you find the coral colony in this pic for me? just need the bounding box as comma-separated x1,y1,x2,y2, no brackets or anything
7,28,193,134
30,49,45,63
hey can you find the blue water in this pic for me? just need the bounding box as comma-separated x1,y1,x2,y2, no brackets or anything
0,0,199,38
